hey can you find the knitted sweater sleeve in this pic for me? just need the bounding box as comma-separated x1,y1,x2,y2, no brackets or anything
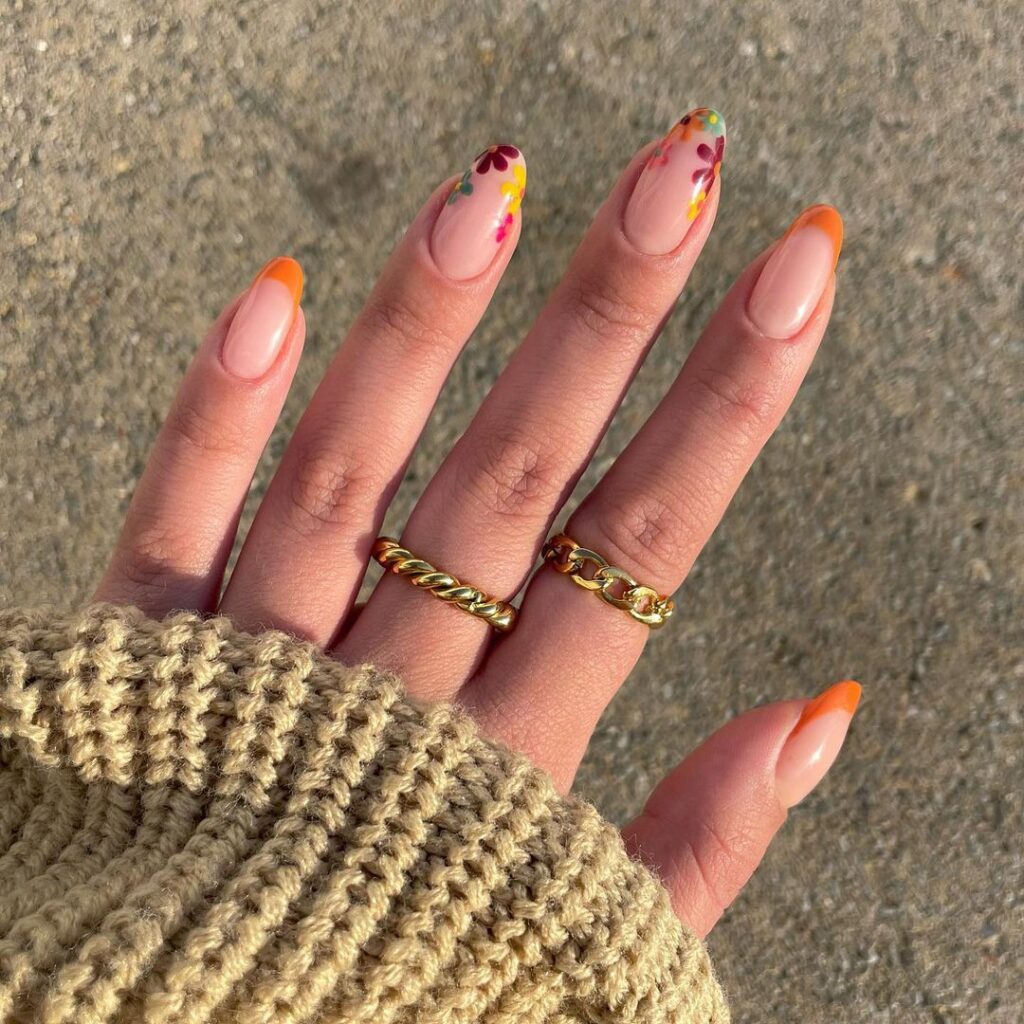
0,605,728,1024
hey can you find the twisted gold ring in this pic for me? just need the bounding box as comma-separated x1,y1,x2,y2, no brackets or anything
371,537,517,632
541,533,674,629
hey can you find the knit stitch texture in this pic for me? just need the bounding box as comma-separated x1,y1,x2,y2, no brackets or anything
0,605,727,1024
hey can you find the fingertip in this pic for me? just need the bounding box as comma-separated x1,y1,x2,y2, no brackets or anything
775,680,861,809
430,143,527,281
624,687,862,936
746,204,844,339
794,679,862,726
261,255,304,309
221,256,306,381
622,106,726,255
796,203,844,269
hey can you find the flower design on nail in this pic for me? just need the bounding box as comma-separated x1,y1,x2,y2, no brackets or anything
672,107,726,143
500,164,527,215
645,141,672,170
693,136,725,190
495,213,515,243
674,112,703,142
495,163,526,243
447,169,474,205
475,144,520,174
697,108,725,136
685,135,724,221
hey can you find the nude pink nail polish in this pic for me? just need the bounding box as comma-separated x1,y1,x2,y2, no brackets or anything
221,257,303,380
747,205,844,339
775,681,861,808
430,145,526,280
623,108,726,255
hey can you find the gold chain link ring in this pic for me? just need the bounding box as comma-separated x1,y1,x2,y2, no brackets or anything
371,537,517,632
541,533,675,629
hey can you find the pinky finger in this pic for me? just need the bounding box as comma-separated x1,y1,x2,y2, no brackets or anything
623,681,861,938
94,257,305,616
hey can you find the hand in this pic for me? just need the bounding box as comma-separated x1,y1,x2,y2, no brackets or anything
94,112,859,939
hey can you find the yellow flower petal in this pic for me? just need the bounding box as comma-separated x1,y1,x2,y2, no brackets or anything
501,177,524,216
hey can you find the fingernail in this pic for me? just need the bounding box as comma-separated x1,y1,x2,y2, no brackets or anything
623,107,726,255
775,680,861,808
430,144,527,280
747,204,843,339
221,256,303,380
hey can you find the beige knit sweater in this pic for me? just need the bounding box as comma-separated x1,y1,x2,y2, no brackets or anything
0,605,727,1024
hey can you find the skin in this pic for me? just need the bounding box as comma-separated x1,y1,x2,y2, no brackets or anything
94,138,848,941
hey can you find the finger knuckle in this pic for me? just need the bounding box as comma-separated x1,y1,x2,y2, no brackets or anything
114,521,200,601
361,292,459,359
564,275,655,348
455,425,563,525
284,444,379,537
164,393,250,462
686,365,778,445
675,819,762,923
579,490,694,584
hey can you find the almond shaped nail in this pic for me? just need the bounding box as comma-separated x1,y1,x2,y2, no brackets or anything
221,256,303,380
775,680,861,808
747,204,843,339
623,107,726,255
430,145,527,280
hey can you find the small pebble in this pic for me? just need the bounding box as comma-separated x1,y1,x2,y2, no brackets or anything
968,558,993,585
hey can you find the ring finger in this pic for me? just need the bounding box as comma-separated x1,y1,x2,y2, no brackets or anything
466,205,844,788
219,147,527,641
338,109,729,694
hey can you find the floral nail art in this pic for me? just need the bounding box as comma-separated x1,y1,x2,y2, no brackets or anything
659,108,726,221
646,141,672,169
623,108,727,254
447,169,474,205
689,134,725,219
475,144,520,174
495,213,515,243
695,108,725,135
495,163,527,240
693,136,725,191
430,144,527,279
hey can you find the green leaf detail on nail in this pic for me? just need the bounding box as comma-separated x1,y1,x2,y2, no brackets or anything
447,169,474,205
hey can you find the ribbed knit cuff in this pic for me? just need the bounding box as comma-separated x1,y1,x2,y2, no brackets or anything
0,605,727,1024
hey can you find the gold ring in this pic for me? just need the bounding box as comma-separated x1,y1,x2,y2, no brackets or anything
541,533,674,629
371,537,517,632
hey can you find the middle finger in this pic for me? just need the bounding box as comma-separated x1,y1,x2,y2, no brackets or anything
220,148,527,641
338,109,727,696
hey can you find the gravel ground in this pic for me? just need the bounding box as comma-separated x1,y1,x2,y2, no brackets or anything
1,1,1021,1020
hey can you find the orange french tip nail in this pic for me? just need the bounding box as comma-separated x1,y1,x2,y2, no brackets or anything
792,680,862,734
258,256,304,308
789,203,844,270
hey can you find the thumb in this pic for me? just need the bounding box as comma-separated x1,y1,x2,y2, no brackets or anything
623,681,861,938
